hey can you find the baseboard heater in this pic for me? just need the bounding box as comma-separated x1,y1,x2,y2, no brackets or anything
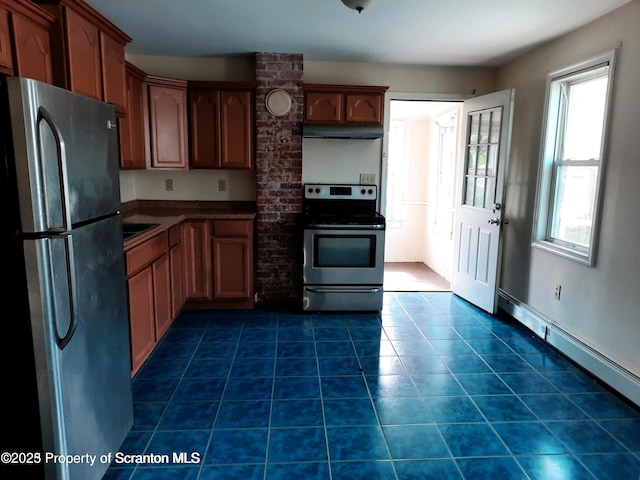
498,289,640,408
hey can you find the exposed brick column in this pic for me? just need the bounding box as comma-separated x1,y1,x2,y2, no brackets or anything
254,53,303,306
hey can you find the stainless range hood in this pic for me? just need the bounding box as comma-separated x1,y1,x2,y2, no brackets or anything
302,123,384,139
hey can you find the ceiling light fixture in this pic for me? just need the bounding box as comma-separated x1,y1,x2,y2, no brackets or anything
341,0,373,13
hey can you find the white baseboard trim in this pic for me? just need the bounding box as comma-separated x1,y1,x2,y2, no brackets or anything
498,290,640,408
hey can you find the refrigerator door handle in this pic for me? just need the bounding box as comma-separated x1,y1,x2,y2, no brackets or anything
38,107,72,232
45,235,78,349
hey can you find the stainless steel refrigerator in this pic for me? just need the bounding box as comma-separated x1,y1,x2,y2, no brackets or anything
0,76,133,480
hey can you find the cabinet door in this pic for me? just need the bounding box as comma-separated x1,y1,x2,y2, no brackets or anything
305,91,343,123
219,90,253,169
189,88,220,169
212,236,252,299
170,243,185,318
0,7,13,74
181,220,211,299
345,94,383,125
128,267,155,376
119,66,146,169
12,13,53,83
148,84,188,169
152,253,172,340
64,8,102,100
100,31,127,115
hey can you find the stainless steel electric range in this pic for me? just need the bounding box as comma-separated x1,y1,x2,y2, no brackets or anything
302,183,386,311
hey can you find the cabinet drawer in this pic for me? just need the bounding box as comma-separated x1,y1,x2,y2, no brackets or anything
126,231,168,276
169,225,181,247
212,219,252,237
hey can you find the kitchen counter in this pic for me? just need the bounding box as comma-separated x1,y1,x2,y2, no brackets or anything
121,200,256,250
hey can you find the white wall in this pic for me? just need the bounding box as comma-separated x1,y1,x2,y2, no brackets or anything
301,138,382,186
119,169,256,203
497,0,640,378
304,61,496,95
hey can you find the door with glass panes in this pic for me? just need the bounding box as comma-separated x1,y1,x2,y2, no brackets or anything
452,89,514,314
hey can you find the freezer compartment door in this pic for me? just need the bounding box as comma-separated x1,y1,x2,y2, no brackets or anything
7,77,120,234
24,215,132,480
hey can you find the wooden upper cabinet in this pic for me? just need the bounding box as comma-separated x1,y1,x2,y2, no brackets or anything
0,0,55,82
100,31,126,112
189,88,220,169
35,0,131,115
65,7,101,100
346,93,383,124
147,77,189,170
0,6,12,74
305,91,343,123
11,13,53,84
119,62,147,170
303,84,388,125
220,90,253,169
188,82,255,170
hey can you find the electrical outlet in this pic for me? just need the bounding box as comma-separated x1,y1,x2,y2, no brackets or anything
165,179,174,191
554,284,562,300
360,173,376,185
218,179,226,192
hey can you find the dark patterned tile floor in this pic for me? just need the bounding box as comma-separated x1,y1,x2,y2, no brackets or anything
104,292,640,479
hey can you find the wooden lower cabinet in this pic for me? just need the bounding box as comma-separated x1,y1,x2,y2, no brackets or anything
127,266,155,376
126,230,174,376
152,253,172,340
169,225,186,318
181,220,211,299
182,218,254,308
211,220,253,301
126,217,254,374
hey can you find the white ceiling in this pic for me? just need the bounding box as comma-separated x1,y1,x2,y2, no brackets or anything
86,0,631,67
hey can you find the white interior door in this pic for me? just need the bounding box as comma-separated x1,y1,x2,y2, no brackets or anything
452,89,514,313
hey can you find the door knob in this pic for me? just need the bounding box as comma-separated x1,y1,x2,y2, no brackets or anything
488,218,501,225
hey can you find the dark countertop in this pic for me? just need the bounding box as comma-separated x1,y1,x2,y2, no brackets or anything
122,200,256,250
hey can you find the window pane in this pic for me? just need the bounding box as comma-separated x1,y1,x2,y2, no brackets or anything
550,165,598,247
479,113,490,143
473,177,485,207
490,109,502,143
469,114,479,144
467,146,477,174
464,177,475,206
486,145,497,176
477,146,487,175
563,76,608,160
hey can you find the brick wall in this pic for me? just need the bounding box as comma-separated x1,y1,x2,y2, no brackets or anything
254,53,303,305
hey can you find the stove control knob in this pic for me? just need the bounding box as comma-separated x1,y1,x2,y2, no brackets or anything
361,188,366,194
368,189,373,195
315,188,320,193
308,188,313,193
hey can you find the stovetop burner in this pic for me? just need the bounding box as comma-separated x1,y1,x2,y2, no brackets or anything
302,183,385,227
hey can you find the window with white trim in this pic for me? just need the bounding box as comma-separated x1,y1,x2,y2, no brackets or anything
532,50,616,265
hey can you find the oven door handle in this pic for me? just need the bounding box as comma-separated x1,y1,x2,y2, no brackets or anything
305,287,384,294
305,223,385,230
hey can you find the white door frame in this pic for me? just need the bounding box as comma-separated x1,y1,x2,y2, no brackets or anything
380,92,470,278
380,92,470,219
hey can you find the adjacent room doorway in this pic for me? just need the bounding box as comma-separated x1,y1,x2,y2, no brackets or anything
381,95,464,292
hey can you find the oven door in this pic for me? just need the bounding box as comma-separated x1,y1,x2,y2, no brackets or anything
303,226,385,286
